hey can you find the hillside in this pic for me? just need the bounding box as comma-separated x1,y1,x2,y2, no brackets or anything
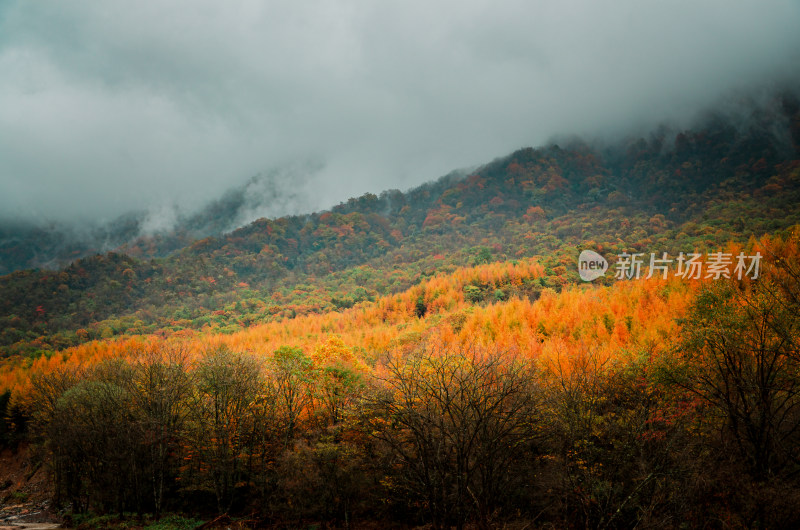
0,93,798,360
1,91,800,527
1,225,798,527
5,0,800,524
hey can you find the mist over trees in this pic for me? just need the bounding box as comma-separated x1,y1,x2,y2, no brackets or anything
0,87,798,528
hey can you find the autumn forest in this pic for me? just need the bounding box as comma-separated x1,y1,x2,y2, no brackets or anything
1,92,800,529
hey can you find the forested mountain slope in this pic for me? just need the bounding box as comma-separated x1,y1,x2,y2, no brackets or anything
0,93,798,359
1,93,800,529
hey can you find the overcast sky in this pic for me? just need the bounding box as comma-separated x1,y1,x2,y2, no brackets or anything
1,0,799,225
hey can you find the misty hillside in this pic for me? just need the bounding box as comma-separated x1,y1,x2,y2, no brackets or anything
0,92,798,358
0,166,318,275
6,2,800,527
2,91,797,276
2,91,800,530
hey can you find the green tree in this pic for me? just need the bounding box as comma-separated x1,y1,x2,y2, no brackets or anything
270,346,313,446
315,363,364,430
188,346,263,513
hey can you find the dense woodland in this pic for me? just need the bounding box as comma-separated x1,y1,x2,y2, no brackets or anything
0,93,800,528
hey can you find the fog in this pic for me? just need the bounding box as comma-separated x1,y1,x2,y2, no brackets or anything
1,0,799,226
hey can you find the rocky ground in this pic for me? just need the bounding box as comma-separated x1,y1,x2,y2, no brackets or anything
0,446,61,529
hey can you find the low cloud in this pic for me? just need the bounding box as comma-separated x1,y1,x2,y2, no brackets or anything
1,0,798,224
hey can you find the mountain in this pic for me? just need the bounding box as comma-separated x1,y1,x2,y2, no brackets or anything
0,91,798,359
0,163,320,275
2,90,800,529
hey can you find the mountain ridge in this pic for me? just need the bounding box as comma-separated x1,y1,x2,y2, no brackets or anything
0,91,798,358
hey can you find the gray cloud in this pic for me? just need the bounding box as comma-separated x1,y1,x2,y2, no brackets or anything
1,0,799,224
